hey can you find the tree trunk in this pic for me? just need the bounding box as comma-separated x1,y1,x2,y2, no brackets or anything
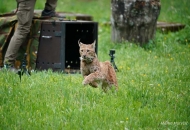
111,0,161,46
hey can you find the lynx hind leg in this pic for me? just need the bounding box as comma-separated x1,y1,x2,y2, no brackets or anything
105,61,118,90
102,83,110,93
102,80,119,92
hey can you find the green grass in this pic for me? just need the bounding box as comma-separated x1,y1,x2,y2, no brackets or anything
1,0,190,129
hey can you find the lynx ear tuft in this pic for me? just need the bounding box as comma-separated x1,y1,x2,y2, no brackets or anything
78,39,82,46
92,40,96,49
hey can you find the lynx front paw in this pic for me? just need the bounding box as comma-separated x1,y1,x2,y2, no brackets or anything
82,80,88,86
89,82,98,88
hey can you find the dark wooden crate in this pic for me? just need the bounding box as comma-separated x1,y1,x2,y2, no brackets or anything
36,20,98,72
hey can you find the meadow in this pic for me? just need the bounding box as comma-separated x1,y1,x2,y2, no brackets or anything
0,0,190,129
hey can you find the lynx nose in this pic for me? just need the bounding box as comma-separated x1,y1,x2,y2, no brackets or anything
83,55,86,58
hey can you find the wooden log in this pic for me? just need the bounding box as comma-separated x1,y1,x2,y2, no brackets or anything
157,21,185,33
111,0,161,45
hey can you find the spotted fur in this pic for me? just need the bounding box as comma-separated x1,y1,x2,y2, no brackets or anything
78,40,118,92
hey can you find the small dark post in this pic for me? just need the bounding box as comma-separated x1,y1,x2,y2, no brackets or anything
17,53,31,82
109,49,119,72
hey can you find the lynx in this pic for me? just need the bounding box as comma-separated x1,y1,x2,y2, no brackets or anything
78,40,118,92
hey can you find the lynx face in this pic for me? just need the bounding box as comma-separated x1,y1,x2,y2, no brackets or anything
78,41,96,63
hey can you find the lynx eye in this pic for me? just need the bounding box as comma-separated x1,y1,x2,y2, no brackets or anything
87,50,90,52
81,50,83,52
